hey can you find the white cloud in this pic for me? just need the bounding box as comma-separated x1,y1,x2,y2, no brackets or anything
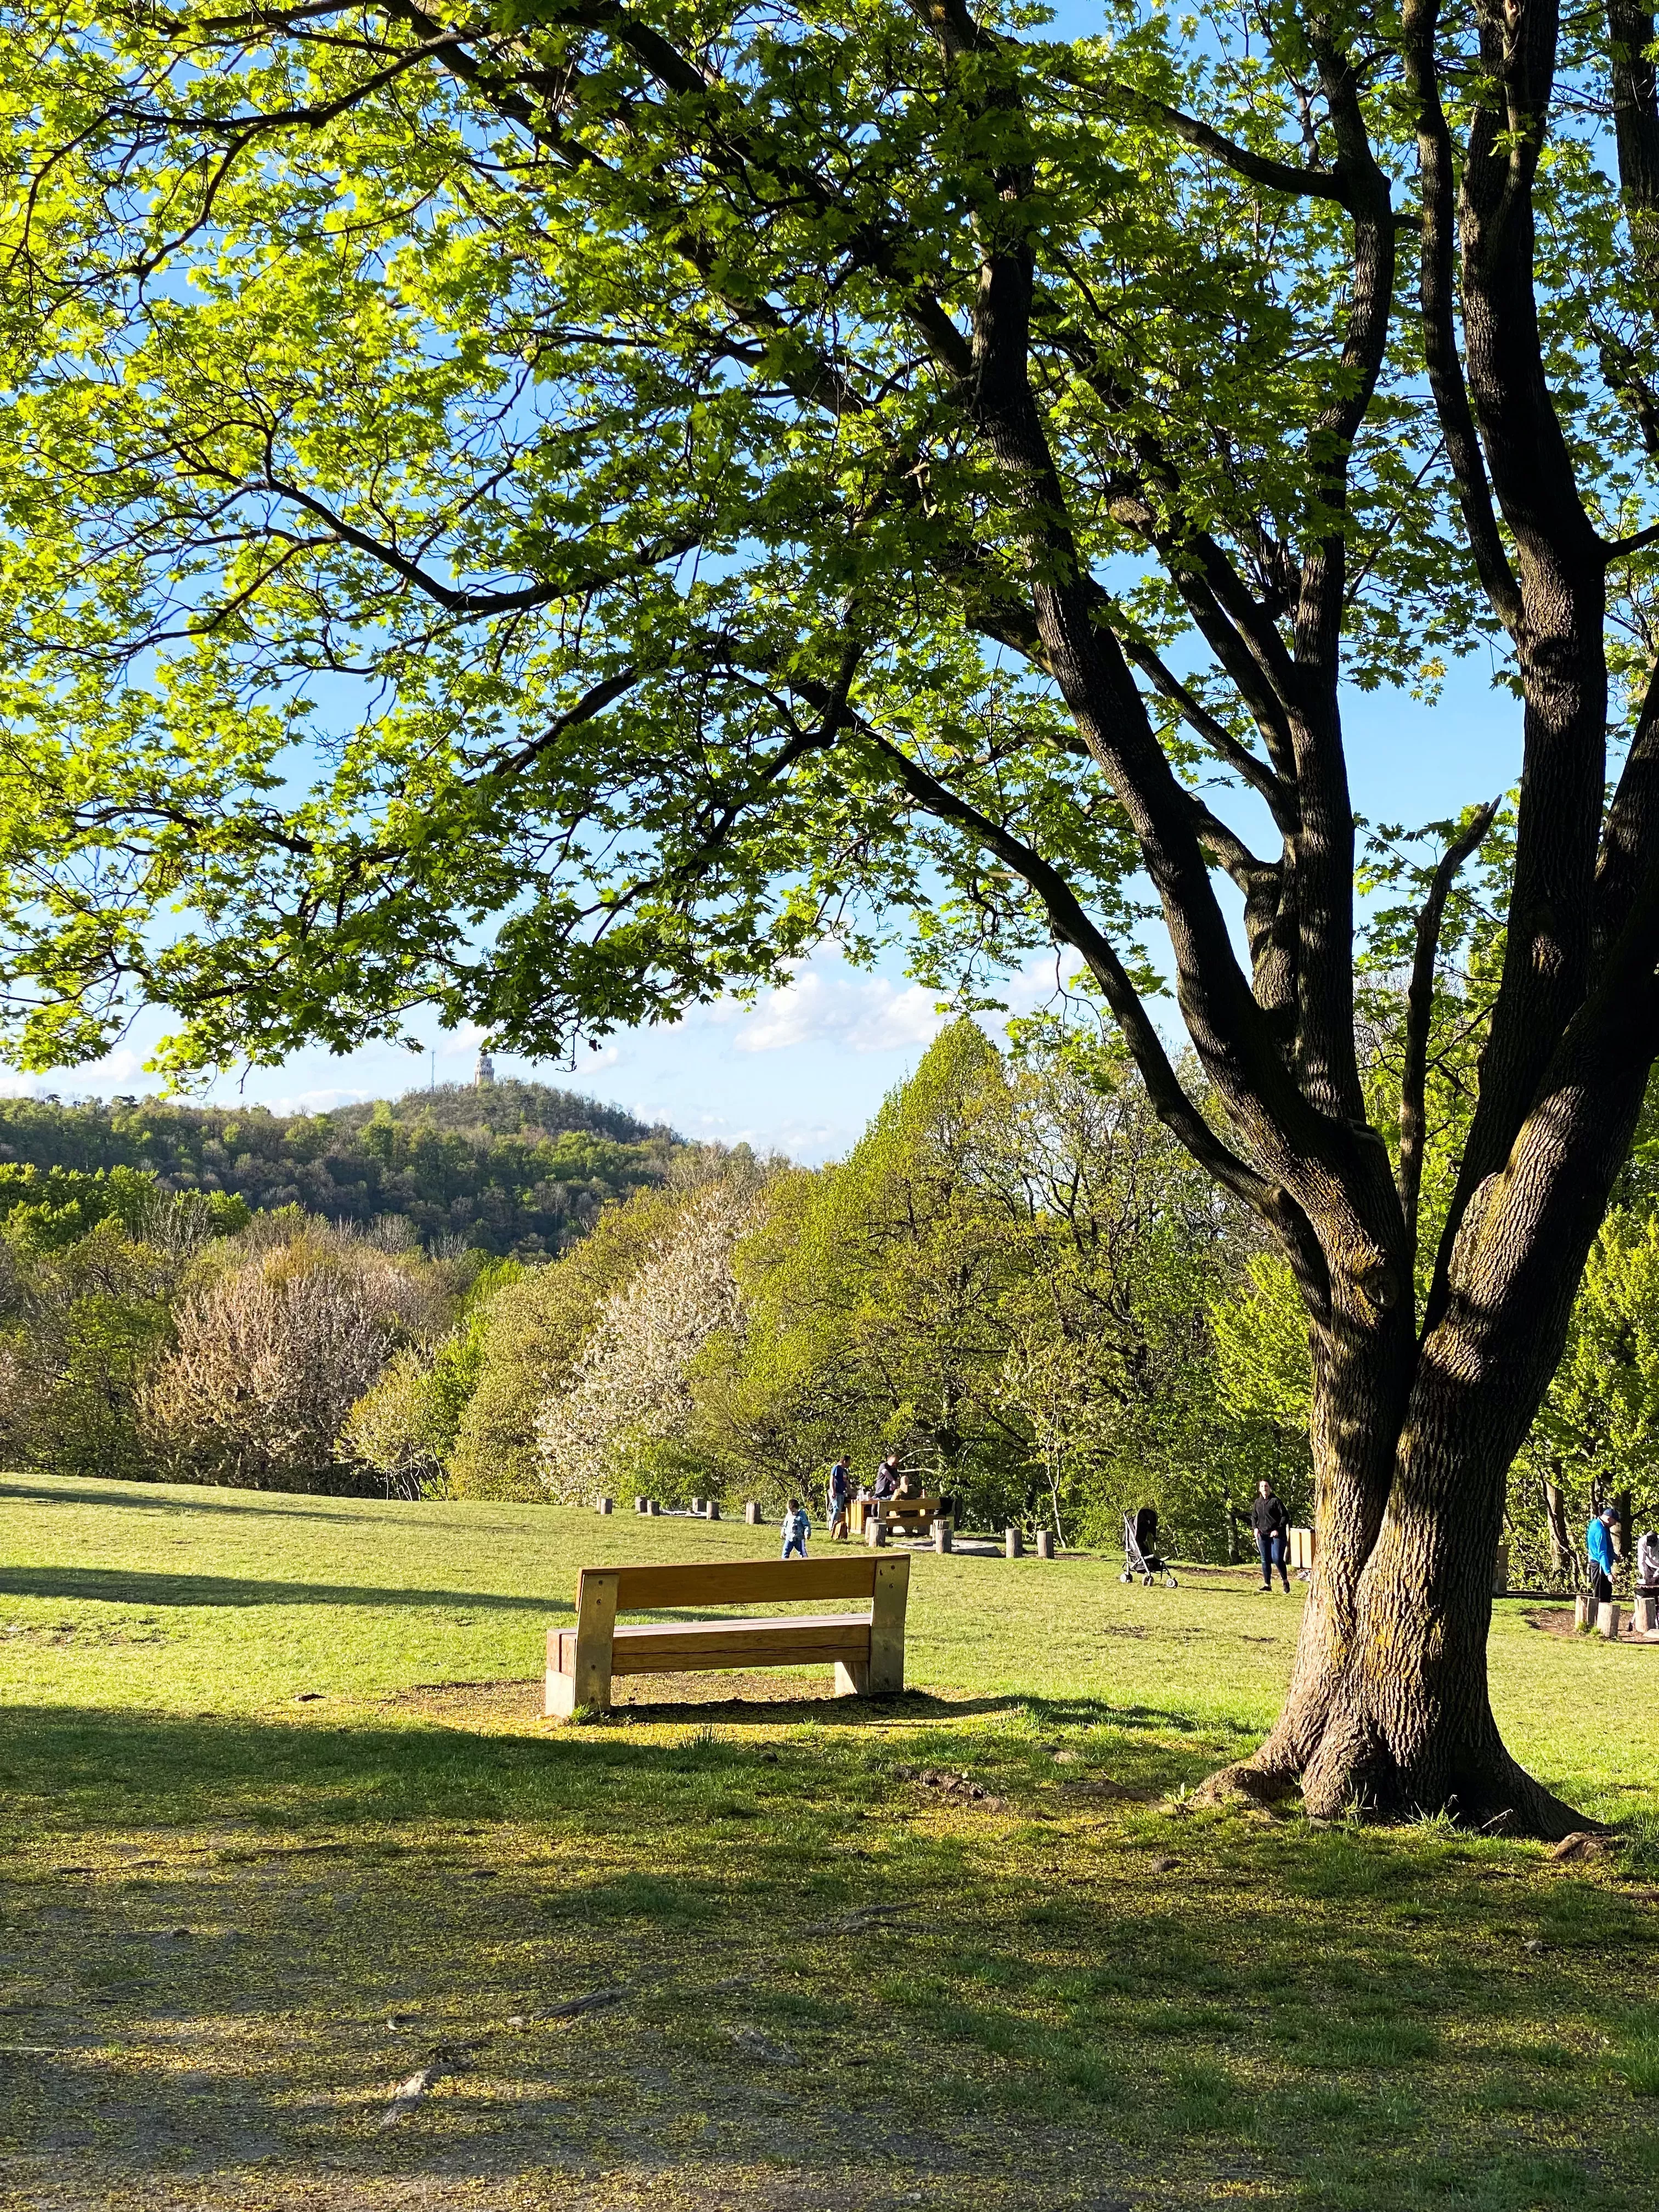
75,1046,145,1088
729,967,944,1056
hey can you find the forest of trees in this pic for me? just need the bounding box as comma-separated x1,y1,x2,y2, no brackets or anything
4,1025,1658,1574
0,1081,675,1257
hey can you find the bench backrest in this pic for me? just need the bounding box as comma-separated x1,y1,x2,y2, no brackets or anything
582,1556,896,1613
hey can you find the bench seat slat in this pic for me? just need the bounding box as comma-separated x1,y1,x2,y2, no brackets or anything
556,1614,872,1675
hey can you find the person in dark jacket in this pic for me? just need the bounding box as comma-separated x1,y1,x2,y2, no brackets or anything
1251,1480,1291,1593
826,1457,853,1542
1587,1506,1617,1606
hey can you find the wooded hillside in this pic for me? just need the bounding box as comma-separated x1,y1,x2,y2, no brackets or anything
0,1081,675,1257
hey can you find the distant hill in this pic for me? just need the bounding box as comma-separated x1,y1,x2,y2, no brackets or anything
0,1080,677,1257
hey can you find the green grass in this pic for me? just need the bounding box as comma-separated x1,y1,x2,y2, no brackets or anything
1,1472,1656,2209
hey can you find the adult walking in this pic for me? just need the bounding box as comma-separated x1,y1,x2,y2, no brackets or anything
1587,1505,1617,1608
1251,1480,1291,1593
826,1456,852,1542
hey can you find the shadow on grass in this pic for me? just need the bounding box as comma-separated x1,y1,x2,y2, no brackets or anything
0,1477,403,1524
604,1686,1020,1726
0,1566,562,1612
2,1701,1649,2212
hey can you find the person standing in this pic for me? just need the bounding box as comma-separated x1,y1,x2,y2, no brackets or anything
826,1457,852,1542
1587,1505,1617,1607
780,1498,810,1560
873,1453,901,1501
1251,1480,1290,1593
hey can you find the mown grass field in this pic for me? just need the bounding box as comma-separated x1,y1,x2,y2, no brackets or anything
2,1472,1657,2211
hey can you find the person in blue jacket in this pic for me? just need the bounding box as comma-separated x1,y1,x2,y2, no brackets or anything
781,1499,810,1560
1587,1506,1617,1607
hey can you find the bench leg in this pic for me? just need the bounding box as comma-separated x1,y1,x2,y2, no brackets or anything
867,1555,909,1694
834,1660,869,1696
546,1571,618,1717
545,1649,578,1718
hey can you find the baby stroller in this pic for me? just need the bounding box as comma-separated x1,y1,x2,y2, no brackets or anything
1121,1505,1177,1588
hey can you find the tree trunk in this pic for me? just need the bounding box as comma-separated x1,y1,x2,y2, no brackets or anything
1543,1477,1571,1580
1204,1051,1651,1838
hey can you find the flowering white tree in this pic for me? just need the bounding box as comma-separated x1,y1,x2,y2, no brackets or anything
143,1226,441,1491
535,1177,759,1504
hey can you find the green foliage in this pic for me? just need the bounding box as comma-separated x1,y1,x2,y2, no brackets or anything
448,1186,686,1497
0,1215,182,1481
0,1160,249,1253
343,1255,524,1496
1210,1253,1316,1516
1509,1207,1659,1582
0,0,1570,1074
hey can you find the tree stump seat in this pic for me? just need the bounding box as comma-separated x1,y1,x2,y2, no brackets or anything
545,1555,911,1716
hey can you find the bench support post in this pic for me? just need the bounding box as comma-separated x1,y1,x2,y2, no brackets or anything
867,1554,909,1694
546,1568,619,1717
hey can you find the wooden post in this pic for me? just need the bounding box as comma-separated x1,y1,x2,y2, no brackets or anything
635,1496,648,1514
867,1553,910,1694
1637,1595,1658,1635
1599,1600,1622,1640
707,1500,720,1521
596,1496,613,1515
932,1517,952,1554
744,1500,760,1524
1036,1530,1054,1560
1491,1539,1509,1595
691,1497,705,1516
1005,1527,1023,1559
1575,1593,1592,1632
867,1517,888,1548
646,1499,660,1516
546,1568,618,1717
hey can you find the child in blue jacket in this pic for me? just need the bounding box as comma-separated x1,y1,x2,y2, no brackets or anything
781,1499,810,1559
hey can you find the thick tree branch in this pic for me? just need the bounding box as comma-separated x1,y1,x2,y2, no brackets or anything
1119,95,1355,206
1120,637,1295,827
1396,799,1500,1279
860,726,1276,1212
1424,0,1615,1330
1402,0,1526,635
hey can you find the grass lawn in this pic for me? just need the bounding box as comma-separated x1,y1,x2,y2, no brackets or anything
2,1473,1658,2211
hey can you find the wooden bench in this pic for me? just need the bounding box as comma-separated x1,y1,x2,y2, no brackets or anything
545,1555,911,1717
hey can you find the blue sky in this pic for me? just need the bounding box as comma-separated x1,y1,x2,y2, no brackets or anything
18,659,1526,1165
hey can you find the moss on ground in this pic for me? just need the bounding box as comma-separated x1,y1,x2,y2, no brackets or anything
1,1474,1656,2209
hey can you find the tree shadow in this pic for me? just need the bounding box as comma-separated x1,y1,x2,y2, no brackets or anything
0,1566,562,1613
0,1477,399,1525
603,1685,1023,1726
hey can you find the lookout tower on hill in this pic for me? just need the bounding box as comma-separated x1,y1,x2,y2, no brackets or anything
473,1048,495,1089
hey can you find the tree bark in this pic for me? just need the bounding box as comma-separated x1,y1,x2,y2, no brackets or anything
1205,997,1655,1833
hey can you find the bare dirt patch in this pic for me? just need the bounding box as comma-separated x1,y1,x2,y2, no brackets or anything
1525,1607,1659,1641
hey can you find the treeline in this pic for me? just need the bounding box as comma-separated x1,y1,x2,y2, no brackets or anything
0,1081,675,1257
0,1027,1297,1542
414,1022,1305,1553
14,1029,1652,1573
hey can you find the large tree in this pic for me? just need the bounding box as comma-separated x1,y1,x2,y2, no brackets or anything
1,0,1655,1828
